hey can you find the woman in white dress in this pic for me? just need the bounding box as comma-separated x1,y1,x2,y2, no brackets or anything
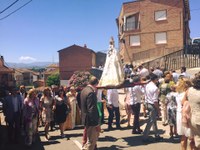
65,86,77,129
175,78,194,150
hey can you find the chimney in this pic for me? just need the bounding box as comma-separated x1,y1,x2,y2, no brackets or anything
0,56,4,66
84,44,87,48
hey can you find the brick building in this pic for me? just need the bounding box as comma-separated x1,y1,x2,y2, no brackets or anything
96,52,106,68
117,0,190,66
58,44,96,85
0,56,15,97
14,68,40,86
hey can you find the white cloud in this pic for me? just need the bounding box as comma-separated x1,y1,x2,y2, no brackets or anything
19,56,37,63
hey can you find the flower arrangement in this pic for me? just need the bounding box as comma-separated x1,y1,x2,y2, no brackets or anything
69,71,92,89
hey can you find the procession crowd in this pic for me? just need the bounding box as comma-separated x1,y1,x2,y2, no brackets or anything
122,64,200,150
0,64,200,150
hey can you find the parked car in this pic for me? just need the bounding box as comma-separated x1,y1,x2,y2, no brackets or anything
192,37,200,45
186,37,200,54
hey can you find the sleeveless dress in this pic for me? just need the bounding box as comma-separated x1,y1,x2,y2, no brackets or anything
64,93,76,130
166,92,178,126
55,96,68,124
41,97,54,123
176,92,192,137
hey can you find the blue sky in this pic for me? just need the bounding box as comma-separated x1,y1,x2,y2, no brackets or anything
0,0,200,63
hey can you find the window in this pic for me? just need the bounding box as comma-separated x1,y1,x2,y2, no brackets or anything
155,32,167,44
130,35,140,46
155,10,167,21
126,15,136,31
124,13,139,31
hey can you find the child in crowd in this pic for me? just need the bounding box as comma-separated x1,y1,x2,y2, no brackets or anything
166,85,178,138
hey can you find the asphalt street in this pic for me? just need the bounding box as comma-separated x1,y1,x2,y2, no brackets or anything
2,67,199,150
0,91,181,150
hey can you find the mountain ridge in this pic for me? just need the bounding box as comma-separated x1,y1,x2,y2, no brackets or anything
6,62,58,68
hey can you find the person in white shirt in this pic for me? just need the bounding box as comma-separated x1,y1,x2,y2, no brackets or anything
172,70,179,83
107,89,121,130
129,75,144,134
180,66,190,79
138,65,149,78
153,67,163,79
143,73,163,142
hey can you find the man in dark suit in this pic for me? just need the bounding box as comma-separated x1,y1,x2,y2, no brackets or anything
81,76,100,150
3,86,22,143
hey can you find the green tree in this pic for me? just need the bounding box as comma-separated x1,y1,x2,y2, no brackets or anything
46,73,60,87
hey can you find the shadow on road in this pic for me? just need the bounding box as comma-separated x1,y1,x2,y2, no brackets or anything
98,136,118,142
122,135,180,147
41,139,60,146
98,145,128,150
0,124,45,150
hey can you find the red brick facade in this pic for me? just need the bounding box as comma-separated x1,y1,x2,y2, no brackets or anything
58,45,96,80
0,56,15,97
117,0,190,65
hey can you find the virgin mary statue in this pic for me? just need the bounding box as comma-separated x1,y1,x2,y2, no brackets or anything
98,37,124,87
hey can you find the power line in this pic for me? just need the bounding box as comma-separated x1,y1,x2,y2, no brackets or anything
0,0,32,21
0,0,19,14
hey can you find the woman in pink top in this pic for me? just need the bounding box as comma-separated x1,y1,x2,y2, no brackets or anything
24,89,39,146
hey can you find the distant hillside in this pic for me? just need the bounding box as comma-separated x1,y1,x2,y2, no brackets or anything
7,62,57,69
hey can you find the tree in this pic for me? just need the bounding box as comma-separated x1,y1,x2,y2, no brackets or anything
31,67,46,72
46,73,60,87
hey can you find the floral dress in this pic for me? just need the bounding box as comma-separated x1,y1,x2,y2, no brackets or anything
159,81,174,124
166,92,178,126
24,97,39,146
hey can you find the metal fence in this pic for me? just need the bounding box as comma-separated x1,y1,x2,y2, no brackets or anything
143,47,200,71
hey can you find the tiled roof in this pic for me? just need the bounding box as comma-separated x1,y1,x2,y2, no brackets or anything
47,63,59,68
0,56,14,73
15,68,39,75
0,66,14,73
44,68,59,75
58,44,95,54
